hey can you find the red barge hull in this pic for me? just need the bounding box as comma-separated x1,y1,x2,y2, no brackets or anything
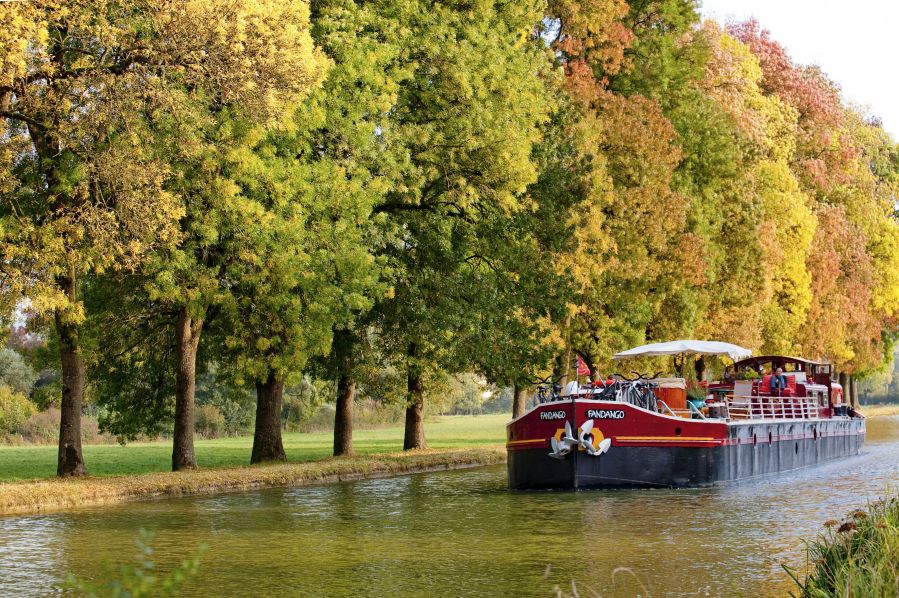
507,399,865,490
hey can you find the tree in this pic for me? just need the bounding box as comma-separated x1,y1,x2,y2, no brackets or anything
1,0,185,476
307,0,554,452
730,19,899,374
296,0,412,456
0,0,327,473
148,0,326,470
542,0,707,376
213,121,379,463
375,0,553,450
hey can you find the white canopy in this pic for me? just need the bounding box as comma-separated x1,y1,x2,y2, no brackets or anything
612,340,752,361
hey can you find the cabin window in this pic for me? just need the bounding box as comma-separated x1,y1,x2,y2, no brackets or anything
819,390,828,408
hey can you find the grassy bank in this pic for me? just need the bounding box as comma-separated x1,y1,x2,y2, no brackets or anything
0,414,508,516
862,404,899,418
0,413,508,481
0,447,506,517
791,494,899,597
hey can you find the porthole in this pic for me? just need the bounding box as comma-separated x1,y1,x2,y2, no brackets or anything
675,427,682,436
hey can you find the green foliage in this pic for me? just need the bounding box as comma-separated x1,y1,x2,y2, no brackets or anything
282,376,332,430
0,348,37,396
858,346,899,402
610,0,703,104
193,405,226,440
194,364,256,437
0,385,35,435
367,0,555,389
29,372,61,411
434,374,496,416
86,277,178,442
61,529,206,598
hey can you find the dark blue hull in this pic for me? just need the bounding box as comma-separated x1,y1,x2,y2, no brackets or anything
508,418,865,490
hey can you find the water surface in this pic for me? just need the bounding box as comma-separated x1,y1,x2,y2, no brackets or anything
2,417,898,597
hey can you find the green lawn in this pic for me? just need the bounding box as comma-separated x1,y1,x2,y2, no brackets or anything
0,414,509,481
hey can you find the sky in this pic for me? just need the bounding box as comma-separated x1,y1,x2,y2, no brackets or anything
700,0,899,139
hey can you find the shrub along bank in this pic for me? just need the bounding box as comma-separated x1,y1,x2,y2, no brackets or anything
791,495,899,597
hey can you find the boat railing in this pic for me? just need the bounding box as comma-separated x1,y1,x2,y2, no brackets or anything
725,394,819,420
686,401,707,420
657,400,678,417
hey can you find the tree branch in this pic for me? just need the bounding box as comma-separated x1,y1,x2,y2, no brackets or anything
0,109,46,132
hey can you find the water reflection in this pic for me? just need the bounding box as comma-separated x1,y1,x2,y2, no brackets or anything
0,417,897,597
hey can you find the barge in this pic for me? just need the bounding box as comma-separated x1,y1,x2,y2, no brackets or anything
507,343,865,490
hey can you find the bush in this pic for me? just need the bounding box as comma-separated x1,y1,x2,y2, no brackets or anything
354,398,405,426
282,375,331,431
29,375,61,410
195,404,226,439
80,415,109,444
0,348,37,396
283,399,405,433
13,408,111,444
292,404,336,432
195,363,255,435
790,496,899,597
17,408,59,443
0,385,36,435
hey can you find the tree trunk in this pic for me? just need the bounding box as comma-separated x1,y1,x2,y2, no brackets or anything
172,307,203,471
553,353,568,389
839,372,849,405
403,344,426,450
694,356,706,382
251,370,287,463
333,329,355,457
54,280,87,477
512,383,528,419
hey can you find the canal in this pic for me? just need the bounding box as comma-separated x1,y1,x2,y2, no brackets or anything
2,417,898,597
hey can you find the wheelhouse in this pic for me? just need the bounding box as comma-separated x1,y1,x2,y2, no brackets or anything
713,355,845,418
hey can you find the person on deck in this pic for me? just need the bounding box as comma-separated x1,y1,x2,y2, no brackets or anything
771,367,788,395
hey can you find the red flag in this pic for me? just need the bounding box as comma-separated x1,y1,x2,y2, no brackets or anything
576,356,590,377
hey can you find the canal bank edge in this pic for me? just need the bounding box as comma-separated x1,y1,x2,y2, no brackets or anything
0,447,506,517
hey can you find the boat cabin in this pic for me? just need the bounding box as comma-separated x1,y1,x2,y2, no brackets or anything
558,353,848,422
709,355,846,419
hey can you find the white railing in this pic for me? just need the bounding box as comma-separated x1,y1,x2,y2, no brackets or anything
687,401,708,420
725,395,819,420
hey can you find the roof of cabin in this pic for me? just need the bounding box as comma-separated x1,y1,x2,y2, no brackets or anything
733,355,830,368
